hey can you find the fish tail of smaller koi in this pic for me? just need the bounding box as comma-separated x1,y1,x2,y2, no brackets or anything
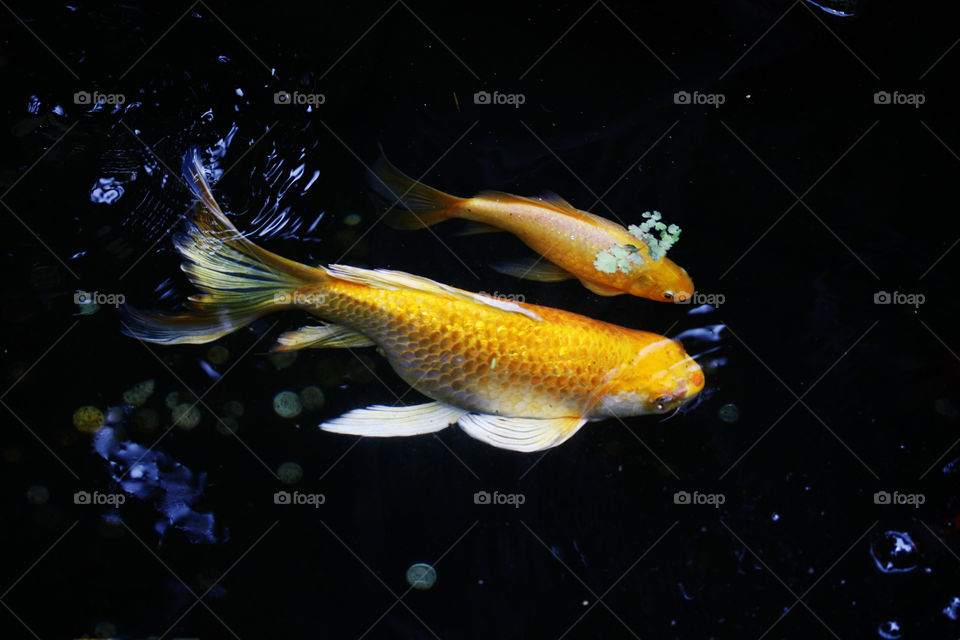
120,149,327,344
367,153,465,229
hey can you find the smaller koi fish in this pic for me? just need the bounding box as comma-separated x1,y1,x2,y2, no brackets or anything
367,154,694,302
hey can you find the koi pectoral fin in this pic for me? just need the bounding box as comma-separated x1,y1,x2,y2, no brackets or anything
491,258,573,282
457,414,587,452
320,402,468,437
272,324,375,351
579,279,624,296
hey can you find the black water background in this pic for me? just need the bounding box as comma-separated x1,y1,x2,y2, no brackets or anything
2,1,959,638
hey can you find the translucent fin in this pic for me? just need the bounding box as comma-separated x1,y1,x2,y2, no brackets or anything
580,278,625,296
477,190,600,226
121,148,327,345
457,413,587,452
491,258,573,282
537,190,580,215
272,324,375,352
321,402,468,437
120,306,244,345
367,154,465,229
325,264,543,321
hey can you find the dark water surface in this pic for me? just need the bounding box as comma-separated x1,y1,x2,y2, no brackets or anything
2,1,959,638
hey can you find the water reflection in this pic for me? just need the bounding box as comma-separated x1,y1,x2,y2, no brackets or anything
93,425,225,545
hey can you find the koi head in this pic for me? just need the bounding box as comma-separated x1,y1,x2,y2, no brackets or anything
629,258,694,303
591,337,704,418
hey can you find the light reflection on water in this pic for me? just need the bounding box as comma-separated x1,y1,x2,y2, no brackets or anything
93,424,225,545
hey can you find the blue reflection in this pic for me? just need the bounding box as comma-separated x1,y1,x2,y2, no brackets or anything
93,425,225,544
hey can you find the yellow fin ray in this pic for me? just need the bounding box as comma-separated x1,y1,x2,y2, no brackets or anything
273,324,375,352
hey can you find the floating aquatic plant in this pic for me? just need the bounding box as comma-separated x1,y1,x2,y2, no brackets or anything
594,211,682,274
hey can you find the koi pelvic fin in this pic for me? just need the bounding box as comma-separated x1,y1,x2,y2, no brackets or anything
272,324,375,351
457,414,588,452
580,279,624,296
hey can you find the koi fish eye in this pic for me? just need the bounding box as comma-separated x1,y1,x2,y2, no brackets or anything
662,290,674,300
654,396,672,411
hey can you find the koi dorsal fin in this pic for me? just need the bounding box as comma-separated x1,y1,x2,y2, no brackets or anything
325,264,543,322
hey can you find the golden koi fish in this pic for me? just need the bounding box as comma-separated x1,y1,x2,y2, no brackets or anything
367,154,694,301
121,151,704,452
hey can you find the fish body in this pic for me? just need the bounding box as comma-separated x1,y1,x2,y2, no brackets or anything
291,275,701,420
367,155,694,301
122,150,703,452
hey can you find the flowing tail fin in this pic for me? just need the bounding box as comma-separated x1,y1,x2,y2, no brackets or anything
366,153,465,229
120,149,327,344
